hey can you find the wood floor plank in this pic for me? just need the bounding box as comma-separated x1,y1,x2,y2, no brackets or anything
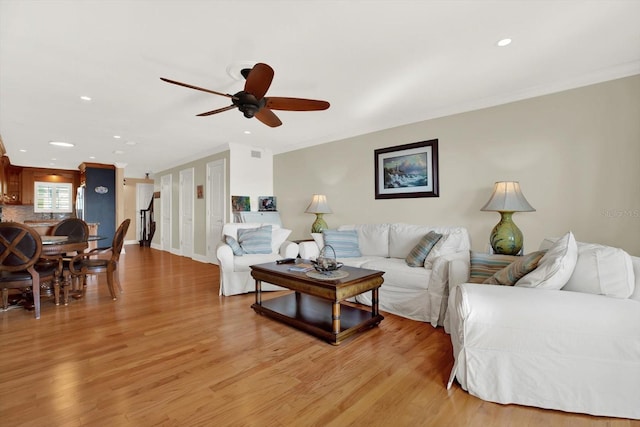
1,246,637,426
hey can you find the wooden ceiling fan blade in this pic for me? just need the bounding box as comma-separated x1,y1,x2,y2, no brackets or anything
244,63,274,99
160,77,234,98
255,108,282,127
266,97,330,111
196,105,237,116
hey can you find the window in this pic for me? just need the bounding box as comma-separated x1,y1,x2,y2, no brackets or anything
34,182,73,213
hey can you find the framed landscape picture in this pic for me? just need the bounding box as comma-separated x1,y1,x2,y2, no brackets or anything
374,139,439,199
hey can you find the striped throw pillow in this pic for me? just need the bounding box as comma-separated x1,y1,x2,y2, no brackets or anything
322,229,361,258
405,231,442,267
484,251,546,286
468,252,520,283
237,225,273,254
225,235,244,256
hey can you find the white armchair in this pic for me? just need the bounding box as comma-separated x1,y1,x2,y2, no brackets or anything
216,223,299,296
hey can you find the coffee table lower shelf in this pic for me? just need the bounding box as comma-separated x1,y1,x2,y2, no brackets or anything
251,292,383,345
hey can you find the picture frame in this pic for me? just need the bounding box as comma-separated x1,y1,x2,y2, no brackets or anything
258,196,277,211
231,196,251,212
374,139,439,199
196,185,203,199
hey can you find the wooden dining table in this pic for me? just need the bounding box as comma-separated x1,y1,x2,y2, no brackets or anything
41,235,105,305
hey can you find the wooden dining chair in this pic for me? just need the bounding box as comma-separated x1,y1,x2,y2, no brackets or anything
0,222,58,319
68,219,130,300
51,218,89,298
52,218,90,243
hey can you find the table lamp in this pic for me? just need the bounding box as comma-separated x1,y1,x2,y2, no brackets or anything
481,181,535,255
305,194,332,233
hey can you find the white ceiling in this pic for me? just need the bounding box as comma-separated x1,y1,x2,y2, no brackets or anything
1,0,639,178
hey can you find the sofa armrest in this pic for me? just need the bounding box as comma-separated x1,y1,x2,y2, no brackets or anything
428,251,469,327
216,242,235,272
441,251,471,333
448,250,471,289
280,241,299,258
299,241,320,260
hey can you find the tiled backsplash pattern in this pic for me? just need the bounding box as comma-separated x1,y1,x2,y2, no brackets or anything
0,205,74,222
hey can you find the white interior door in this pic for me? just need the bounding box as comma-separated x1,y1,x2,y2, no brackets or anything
206,159,226,263
160,174,172,251
136,183,155,242
179,168,194,258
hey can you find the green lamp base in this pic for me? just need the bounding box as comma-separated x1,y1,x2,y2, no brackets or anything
311,213,328,233
490,211,523,255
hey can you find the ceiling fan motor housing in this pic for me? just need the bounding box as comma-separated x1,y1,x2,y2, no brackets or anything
233,91,265,118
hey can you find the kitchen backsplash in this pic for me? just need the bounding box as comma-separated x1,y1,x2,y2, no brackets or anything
0,205,74,222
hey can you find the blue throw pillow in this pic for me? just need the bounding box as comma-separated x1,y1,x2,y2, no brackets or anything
237,225,272,254
322,229,361,258
225,235,244,256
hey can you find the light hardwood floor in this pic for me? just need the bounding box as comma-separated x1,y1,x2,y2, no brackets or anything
1,246,637,427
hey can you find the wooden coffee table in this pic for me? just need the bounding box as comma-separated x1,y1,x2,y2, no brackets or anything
250,262,384,345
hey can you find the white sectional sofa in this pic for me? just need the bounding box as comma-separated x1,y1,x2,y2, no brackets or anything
446,232,640,419
298,223,471,325
216,223,299,296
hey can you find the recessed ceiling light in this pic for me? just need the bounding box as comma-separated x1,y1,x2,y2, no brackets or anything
113,135,121,139
125,141,137,146
89,156,96,159
51,158,57,161
80,96,92,101
49,141,75,148
113,150,124,155
19,149,27,152
244,130,251,135
497,38,512,47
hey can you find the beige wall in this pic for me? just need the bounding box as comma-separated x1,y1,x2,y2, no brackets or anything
274,75,640,256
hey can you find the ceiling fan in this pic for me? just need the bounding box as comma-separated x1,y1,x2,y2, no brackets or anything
160,63,330,128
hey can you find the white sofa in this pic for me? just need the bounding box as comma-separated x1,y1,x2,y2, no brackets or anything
216,223,299,296
298,223,471,325
446,233,640,419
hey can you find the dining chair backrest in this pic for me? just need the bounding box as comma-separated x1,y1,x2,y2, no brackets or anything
53,218,89,241
0,222,42,272
111,219,131,263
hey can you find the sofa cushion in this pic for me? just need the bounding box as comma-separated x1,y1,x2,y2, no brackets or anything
271,228,292,253
225,235,244,256
424,227,471,268
360,257,432,291
405,231,442,267
562,243,635,298
237,225,272,254
515,231,578,290
468,252,519,283
389,223,434,258
484,251,546,286
338,224,390,257
322,229,361,257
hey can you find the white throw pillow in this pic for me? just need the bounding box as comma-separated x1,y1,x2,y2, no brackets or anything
271,228,292,254
311,232,324,249
424,228,470,268
562,242,635,298
515,231,578,290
